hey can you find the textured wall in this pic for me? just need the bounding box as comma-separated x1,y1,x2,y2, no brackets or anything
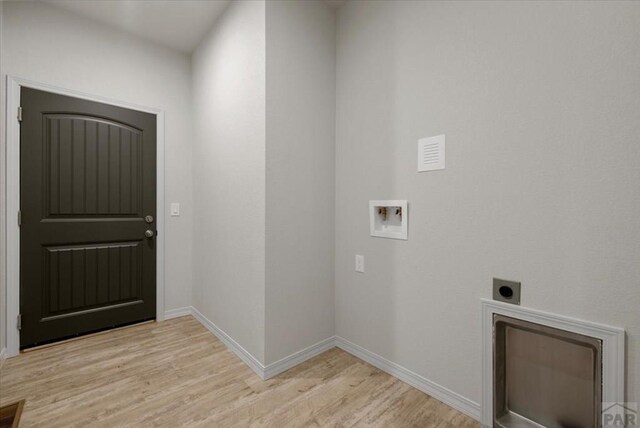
265,0,336,365
191,0,267,362
335,0,640,404
0,0,6,353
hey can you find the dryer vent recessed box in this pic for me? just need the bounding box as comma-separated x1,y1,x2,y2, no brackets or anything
369,200,408,240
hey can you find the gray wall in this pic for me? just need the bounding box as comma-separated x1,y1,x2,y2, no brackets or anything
0,0,194,350
265,0,336,365
191,0,267,362
0,0,5,353
335,0,640,404
191,0,336,366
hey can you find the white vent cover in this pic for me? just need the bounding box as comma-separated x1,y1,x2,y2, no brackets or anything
417,135,445,172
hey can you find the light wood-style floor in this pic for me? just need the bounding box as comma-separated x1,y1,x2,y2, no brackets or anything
0,317,478,427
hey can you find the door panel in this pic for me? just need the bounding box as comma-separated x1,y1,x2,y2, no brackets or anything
42,241,143,319
20,88,156,348
44,116,143,216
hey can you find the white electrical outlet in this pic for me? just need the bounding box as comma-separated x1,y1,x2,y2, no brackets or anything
355,255,365,273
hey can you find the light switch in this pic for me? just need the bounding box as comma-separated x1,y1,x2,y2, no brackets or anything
355,255,365,273
170,203,180,217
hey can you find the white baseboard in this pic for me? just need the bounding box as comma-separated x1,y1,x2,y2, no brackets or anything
164,306,193,320
335,336,480,421
263,336,336,379
189,306,266,379
164,306,479,421
183,306,337,381
0,347,7,370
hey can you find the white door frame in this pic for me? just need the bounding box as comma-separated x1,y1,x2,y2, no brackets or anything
4,75,166,357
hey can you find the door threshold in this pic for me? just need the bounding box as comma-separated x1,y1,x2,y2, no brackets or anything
21,320,156,353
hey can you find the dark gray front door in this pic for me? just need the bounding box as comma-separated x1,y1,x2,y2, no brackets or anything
20,88,157,348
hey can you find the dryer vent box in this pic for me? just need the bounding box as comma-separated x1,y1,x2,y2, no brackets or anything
369,200,408,240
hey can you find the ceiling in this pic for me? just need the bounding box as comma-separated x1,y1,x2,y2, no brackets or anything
45,0,346,54
45,0,232,53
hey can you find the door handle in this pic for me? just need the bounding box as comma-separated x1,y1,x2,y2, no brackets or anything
145,229,154,238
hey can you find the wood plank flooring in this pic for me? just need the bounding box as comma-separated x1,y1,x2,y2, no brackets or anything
0,316,478,427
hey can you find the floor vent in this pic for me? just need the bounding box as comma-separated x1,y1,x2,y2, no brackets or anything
0,400,25,428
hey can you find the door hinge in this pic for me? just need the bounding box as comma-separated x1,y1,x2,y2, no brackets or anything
17,314,22,331
17,106,23,122
18,210,22,227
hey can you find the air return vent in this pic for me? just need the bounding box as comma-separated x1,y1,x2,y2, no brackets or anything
417,135,445,172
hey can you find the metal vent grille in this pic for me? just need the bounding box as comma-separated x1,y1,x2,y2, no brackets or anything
417,135,445,172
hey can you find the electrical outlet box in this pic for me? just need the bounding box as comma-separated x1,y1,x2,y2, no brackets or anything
493,278,521,305
369,200,408,240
